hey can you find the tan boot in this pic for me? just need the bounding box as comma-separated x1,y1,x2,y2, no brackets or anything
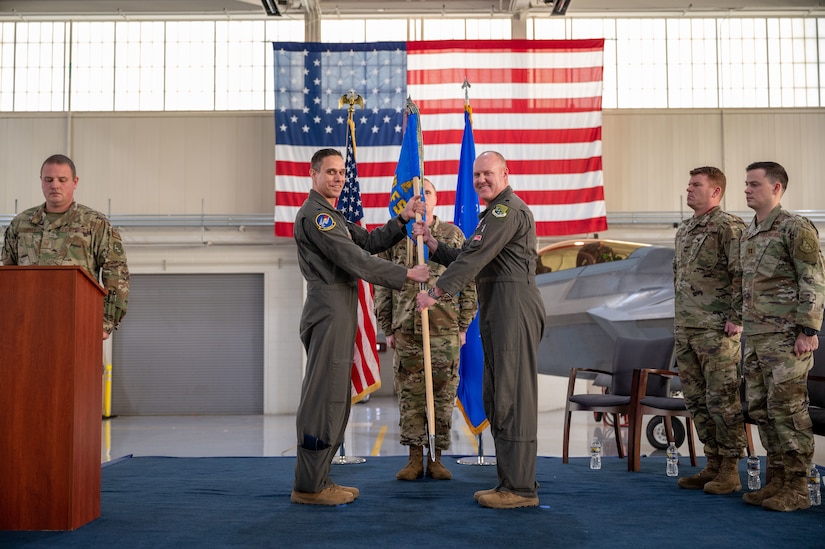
396,445,424,481
477,491,539,509
329,482,359,499
425,449,452,480
762,473,811,512
743,467,785,506
704,456,742,495
678,455,721,490
290,485,355,506
474,488,497,502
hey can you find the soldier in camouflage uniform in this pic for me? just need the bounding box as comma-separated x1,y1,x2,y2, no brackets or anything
740,161,825,512
2,154,129,338
416,151,545,510
673,166,747,495
375,179,478,481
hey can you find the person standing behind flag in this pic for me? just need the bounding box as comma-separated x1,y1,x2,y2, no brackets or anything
415,151,545,509
375,178,478,481
291,148,429,507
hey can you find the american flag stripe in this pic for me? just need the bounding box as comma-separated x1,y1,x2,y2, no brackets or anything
339,117,382,403
273,39,606,238
350,277,380,401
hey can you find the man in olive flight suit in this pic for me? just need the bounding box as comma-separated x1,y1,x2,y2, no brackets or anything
415,151,545,509
291,148,429,506
740,161,825,512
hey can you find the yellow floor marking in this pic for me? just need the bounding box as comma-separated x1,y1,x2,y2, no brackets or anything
371,425,388,456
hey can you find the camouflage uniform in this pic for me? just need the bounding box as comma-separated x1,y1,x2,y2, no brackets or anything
741,204,825,477
673,206,747,459
2,201,130,334
375,216,478,450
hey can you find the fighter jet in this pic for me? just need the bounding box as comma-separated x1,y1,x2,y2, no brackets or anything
536,239,675,378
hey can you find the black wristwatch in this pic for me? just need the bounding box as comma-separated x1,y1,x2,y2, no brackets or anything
800,326,819,337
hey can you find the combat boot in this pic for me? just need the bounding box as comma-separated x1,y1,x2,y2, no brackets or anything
425,448,452,480
396,445,424,480
290,485,355,506
743,467,784,506
704,456,742,495
762,473,811,512
477,491,539,509
678,455,721,490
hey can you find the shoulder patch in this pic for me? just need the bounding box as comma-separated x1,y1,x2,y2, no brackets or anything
794,229,821,265
491,204,509,218
314,213,336,231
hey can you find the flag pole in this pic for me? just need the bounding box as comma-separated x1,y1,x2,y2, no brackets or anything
332,89,368,466
453,78,495,467
403,97,437,461
414,175,437,461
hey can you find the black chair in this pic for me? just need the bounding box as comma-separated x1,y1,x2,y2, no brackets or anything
627,366,697,472
808,337,825,433
562,336,675,464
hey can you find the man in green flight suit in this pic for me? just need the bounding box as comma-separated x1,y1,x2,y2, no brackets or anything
415,151,545,509
291,148,429,506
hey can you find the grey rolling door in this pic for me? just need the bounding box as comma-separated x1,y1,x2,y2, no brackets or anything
111,273,264,415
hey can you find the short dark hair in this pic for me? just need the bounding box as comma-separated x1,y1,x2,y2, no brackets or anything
689,166,726,196
41,154,77,179
747,161,788,191
310,148,342,172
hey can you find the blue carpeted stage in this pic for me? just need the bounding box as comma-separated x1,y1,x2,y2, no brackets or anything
2,456,823,548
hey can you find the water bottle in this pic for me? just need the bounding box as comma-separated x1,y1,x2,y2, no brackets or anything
808,466,821,506
589,438,602,470
666,442,678,477
747,455,761,490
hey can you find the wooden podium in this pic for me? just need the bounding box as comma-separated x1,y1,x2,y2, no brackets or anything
0,266,105,531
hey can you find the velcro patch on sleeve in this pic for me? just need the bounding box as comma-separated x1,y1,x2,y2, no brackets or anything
314,213,336,231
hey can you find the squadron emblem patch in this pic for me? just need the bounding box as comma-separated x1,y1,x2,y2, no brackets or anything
795,232,821,264
491,204,509,218
314,213,336,231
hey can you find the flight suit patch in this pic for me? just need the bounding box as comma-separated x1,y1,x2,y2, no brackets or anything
491,204,509,218
314,213,336,231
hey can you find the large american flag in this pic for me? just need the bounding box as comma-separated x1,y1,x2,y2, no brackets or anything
273,39,606,237
340,117,382,403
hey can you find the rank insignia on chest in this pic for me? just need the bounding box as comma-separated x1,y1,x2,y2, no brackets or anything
314,213,336,231
491,204,509,218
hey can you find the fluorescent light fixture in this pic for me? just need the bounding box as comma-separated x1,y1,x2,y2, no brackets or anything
261,0,281,16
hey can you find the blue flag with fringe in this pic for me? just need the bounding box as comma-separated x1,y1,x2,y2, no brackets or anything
453,104,489,435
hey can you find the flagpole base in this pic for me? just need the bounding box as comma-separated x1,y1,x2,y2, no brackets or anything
331,455,366,465
456,456,496,466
